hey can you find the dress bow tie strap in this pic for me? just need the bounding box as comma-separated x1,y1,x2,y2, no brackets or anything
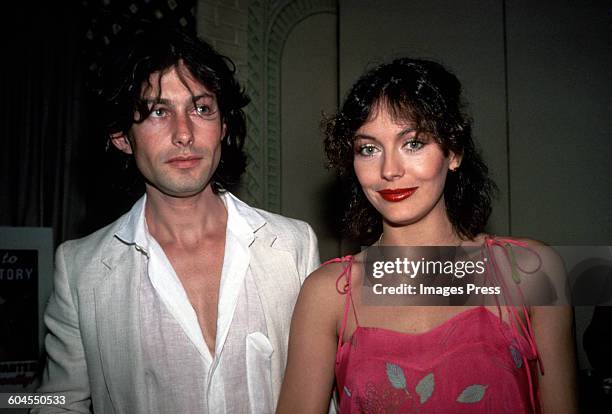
323,256,360,361
485,236,544,413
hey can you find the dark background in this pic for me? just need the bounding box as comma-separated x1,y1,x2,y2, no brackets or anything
0,0,197,247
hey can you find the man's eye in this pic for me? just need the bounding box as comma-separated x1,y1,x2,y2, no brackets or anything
196,105,211,115
358,144,379,156
151,108,166,117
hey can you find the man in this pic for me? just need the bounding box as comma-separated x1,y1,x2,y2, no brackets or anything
33,26,319,413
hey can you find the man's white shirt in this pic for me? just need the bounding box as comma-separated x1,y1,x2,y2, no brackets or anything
115,192,273,413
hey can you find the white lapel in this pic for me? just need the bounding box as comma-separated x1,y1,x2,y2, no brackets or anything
248,238,302,403
94,237,148,412
226,193,303,401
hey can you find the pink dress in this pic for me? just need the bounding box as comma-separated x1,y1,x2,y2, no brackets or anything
329,237,543,413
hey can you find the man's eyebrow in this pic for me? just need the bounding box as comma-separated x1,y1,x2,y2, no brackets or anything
141,93,216,105
142,98,172,105
191,93,215,101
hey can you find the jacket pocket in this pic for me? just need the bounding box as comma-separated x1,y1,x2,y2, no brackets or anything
246,331,274,413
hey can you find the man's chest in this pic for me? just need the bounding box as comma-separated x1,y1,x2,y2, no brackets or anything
163,243,226,352
163,238,224,293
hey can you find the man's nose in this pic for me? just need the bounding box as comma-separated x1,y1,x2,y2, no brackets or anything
172,112,194,146
381,151,404,181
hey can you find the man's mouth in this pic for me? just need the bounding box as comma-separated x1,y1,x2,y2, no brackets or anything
166,155,202,169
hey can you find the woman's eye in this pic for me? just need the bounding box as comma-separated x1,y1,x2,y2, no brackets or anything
358,144,379,156
404,139,424,152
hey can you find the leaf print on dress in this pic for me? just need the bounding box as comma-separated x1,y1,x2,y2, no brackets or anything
343,386,351,397
456,384,488,403
385,362,414,405
386,362,407,390
415,372,435,404
509,341,523,369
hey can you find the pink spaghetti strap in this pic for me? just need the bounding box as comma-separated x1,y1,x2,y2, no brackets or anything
485,236,545,413
485,237,544,366
322,255,360,355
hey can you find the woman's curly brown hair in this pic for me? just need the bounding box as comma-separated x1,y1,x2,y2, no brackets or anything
324,58,496,244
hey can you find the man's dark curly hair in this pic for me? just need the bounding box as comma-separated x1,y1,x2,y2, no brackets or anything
99,23,249,192
324,58,496,244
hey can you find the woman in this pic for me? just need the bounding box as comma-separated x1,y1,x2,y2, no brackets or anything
277,58,577,413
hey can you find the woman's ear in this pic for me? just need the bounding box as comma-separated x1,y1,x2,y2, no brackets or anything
449,151,462,172
110,133,133,154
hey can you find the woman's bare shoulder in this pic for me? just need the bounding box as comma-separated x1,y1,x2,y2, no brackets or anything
490,235,568,305
497,235,563,268
299,256,355,310
306,257,352,285
507,236,547,247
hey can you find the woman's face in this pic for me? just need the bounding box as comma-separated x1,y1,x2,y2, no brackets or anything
353,104,460,227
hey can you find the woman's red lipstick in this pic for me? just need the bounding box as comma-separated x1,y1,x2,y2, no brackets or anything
377,187,418,202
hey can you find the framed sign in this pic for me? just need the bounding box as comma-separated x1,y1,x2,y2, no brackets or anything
0,227,53,392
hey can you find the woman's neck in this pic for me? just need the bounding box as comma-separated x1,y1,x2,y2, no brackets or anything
379,200,463,246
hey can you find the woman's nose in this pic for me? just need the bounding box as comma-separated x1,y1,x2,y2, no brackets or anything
381,151,404,180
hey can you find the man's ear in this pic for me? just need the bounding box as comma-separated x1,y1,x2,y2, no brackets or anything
110,133,133,154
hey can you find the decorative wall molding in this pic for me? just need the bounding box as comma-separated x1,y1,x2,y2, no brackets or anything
244,0,337,211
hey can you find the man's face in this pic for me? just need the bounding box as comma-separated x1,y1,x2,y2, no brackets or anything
112,63,226,198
